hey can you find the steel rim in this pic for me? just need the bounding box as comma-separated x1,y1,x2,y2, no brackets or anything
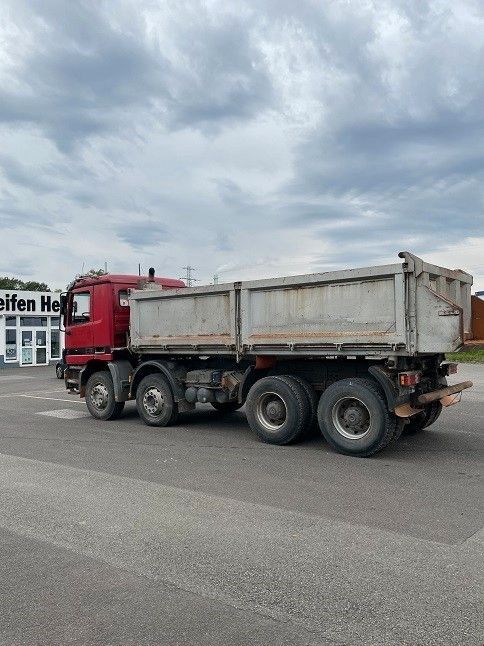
143,387,165,416
256,392,287,432
332,397,372,440
90,383,109,411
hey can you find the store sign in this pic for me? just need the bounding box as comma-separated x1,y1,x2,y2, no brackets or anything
0,291,61,314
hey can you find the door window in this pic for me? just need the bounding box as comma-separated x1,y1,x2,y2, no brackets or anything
71,292,91,325
21,331,33,365
35,330,47,365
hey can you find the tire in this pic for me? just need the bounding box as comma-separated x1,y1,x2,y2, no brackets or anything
272,375,318,436
211,401,243,414
245,376,310,445
136,373,178,427
56,364,64,379
403,401,443,435
85,371,125,421
317,378,399,457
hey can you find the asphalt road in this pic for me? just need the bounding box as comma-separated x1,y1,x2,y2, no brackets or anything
0,365,482,646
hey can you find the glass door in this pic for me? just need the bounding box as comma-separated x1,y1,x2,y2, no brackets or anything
35,329,48,365
21,331,33,365
20,329,48,366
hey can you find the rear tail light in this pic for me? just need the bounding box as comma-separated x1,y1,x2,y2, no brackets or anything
399,371,422,386
441,362,458,376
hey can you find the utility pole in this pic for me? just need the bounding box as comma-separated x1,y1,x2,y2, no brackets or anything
180,266,199,287
213,274,219,285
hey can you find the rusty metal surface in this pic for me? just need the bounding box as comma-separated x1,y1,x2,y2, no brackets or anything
240,272,405,352
129,252,474,358
394,402,423,418
417,381,473,405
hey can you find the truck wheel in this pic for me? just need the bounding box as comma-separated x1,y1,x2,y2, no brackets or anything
211,401,243,413
86,372,125,421
403,402,443,435
136,374,178,427
317,378,398,457
246,376,310,445
272,375,317,436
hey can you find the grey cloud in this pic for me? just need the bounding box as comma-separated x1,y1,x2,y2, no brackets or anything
213,178,256,210
213,231,234,253
116,219,171,250
1,0,273,151
163,16,273,130
0,155,56,194
0,258,36,276
0,198,54,230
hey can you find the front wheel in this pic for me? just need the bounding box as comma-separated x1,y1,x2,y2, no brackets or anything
85,371,125,420
136,374,178,427
317,378,399,457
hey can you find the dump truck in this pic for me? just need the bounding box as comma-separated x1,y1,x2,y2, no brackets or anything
62,251,473,457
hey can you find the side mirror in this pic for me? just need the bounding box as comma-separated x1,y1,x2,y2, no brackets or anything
60,293,68,333
60,293,67,316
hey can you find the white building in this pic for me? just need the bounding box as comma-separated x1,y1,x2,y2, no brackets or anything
0,290,64,368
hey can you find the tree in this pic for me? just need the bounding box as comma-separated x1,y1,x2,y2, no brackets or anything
67,268,107,289
0,277,51,291
83,268,107,278
21,280,51,292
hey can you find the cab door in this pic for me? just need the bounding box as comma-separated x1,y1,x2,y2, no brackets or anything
66,289,94,362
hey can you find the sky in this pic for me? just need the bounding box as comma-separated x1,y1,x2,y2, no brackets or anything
0,0,483,291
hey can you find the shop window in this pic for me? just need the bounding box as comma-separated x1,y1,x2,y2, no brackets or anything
51,317,60,327
51,329,60,359
5,316,16,327
70,292,91,325
20,317,48,327
5,329,17,361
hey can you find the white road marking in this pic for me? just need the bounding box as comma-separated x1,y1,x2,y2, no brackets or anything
37,409,91,419
17,395,85,404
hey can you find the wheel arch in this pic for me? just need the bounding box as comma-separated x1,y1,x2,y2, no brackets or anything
130,360,184,401
367,365,397,410
79,360,110,397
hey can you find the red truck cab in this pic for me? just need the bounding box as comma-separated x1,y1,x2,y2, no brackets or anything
62,273,184,391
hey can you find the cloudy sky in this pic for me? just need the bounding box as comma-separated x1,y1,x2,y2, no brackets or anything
0,0,483,291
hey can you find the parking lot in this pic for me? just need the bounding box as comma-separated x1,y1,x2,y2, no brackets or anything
0,365,482,645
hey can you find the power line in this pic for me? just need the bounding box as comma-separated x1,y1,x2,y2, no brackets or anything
180,266,199,287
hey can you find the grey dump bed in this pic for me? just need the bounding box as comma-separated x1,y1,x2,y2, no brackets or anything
129,252,472,357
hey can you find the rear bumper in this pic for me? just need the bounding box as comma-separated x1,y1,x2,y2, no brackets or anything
417,381,473,405
394,380,473,417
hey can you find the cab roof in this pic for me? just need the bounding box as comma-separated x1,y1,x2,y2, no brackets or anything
69,274,185,290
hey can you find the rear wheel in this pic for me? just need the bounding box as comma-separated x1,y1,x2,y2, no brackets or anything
86,371,125,421
317,378,399,457
403,402,443,435
272,375,317,436
211,401,243,414
246,376,310,445
136,373,178,427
